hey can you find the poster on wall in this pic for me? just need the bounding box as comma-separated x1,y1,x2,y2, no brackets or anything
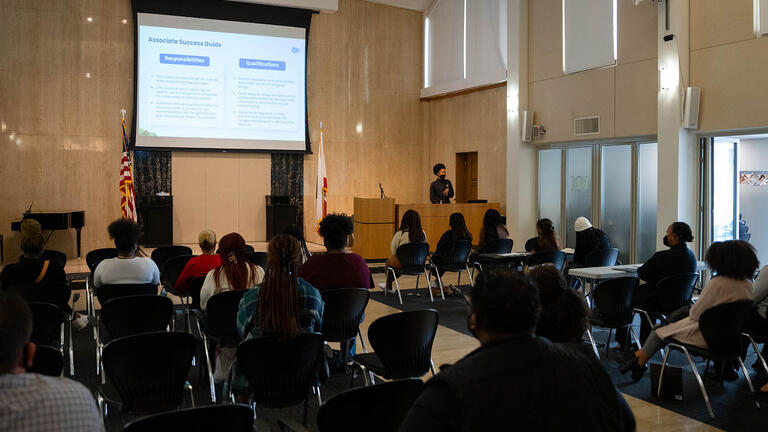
739,171,768,186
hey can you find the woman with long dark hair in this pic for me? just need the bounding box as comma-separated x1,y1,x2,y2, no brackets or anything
525,218,561,253
199,232,263,311
477,209,509,251
381,210,427,292
431,213,473,295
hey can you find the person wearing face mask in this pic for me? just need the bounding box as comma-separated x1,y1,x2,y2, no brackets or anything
618,222,697,347
429,163,454,204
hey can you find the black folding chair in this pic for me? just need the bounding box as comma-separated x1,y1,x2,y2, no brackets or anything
195,290,247,403
188,277,206,311
320,288,370,364
431,240,473,298
151,245,193,275
38,250,67,268
27,302,67,358
471,238,513,275
97,331,195,418
658,300,757,419
387,243,431,304
162,254,197,331
29,345,64,377
245,251,267,269
230,333,325,427
585,277,640,359
585,248,620,267
123,404,254,432
317,379,424,432
9,283,74,374
634,272,699,345
85,248,118,318
95,283,158,305
353,309,438,386
527,250,566,271
243,244,255,254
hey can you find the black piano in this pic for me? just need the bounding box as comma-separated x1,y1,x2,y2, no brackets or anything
11,211,85,257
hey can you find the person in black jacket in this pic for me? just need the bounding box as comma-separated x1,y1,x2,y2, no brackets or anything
429,163,454,204
621,222,697,345
399,269,636,432
573,216,611,266
430,213,472,296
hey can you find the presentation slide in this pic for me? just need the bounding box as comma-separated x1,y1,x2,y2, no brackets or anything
135,13,307,151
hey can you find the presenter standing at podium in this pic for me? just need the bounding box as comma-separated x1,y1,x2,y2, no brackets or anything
430,163,454,204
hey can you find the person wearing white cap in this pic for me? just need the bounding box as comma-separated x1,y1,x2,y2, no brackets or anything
573,217,611,266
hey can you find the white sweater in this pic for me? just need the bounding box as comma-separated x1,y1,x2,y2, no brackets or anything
390,230,427,255
200,265,264,310
93,257,160,287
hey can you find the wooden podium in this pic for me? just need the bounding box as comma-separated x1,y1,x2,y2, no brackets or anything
352,197,395,260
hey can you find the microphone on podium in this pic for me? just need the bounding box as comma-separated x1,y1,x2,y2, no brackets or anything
378,183,385,198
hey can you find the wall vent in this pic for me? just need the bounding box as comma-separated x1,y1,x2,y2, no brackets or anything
574,116,600,136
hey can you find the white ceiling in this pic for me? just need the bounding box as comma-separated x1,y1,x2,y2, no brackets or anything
365,0,432,11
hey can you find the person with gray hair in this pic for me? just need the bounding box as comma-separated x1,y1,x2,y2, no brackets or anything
175,229,222,294
0,292,104,431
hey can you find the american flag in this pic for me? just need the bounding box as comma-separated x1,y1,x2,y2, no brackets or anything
315,122,327,227
120,116,137,221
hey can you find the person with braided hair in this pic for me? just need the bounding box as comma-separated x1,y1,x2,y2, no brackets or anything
236,234,324,341
199,232,264,311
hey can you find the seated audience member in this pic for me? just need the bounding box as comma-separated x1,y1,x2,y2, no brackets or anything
300,214,373,291
619,240,757,383
0,220,88,329
282,224,312,264
0,293,104,431
529,266,588,344
745,265,768,364
231,235,324,393
382,210,427,293
93,218,159,288
175,230,221,294
572,216,611,266
399,269,635,432
200,232,263,311
524,218,562,253
431,213,473,296
618,222,697,346
476,209,509,252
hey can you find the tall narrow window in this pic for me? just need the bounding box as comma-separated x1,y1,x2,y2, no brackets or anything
538,149,563,236
562,0,617,74
637,143,658,261
600,145,632,264
712,139,738,242
565,147,593,248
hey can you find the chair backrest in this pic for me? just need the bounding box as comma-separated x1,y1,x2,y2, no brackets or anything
591,277,638,327
27,302,66,346
698,300,753,358
480,238,513,254
102,331,195,415
123,405,254,432
96,283,158,305
41,250,67,268
203,290,247,346
101,295,173,340
151,246,193,274
162,255,196,291
245,251,267,269
188,277,206,310
438,240,473,270
6,282,72,311
29,345,63,376
320,288,370,343
86,248,118,272
236,333,325,407
243,244,255,254
585,248,619,267
368,309,439,379
317,379,423,432
527,250,566,271
394,243,430,275
654,272,699,315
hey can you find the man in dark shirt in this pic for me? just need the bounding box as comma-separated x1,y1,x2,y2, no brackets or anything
429,163,454,204
573,216,612,266
399,269,636,432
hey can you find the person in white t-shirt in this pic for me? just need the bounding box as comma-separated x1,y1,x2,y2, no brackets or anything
381,210,427,293
93,219,159,288
199,232,264,311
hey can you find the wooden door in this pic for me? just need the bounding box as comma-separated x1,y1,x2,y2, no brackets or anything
455,152,478,203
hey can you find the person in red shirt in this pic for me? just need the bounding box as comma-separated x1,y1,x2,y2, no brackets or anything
175,230,221,294
300,214,374,292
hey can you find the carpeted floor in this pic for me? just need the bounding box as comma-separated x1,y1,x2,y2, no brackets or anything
370,287,768,432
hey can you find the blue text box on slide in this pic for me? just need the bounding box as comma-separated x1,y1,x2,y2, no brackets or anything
159,54,210,66
239,58,286,71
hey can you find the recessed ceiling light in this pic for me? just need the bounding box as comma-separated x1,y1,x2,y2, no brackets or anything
86,17,93,22
121,19,128,24
85,72,91,78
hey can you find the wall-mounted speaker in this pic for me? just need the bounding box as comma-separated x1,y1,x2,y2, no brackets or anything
522,110,533,142
683,87,700,129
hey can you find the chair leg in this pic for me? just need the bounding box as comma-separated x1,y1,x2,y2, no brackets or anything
737,357,760,409
680,346,715,419
629,326,642,352
655,348,671,398
67,318,74,376
424,270,436,302
586,327,600,360
457,271,461,289
430,359,437,376
358,329,368,353
605,328,613,357
314,385,323,405
744,333,768,377
359,364,372,386
432,266,445,300
186,381,195,408
393,276,403,305
466,265,474,287
197,320,216,403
